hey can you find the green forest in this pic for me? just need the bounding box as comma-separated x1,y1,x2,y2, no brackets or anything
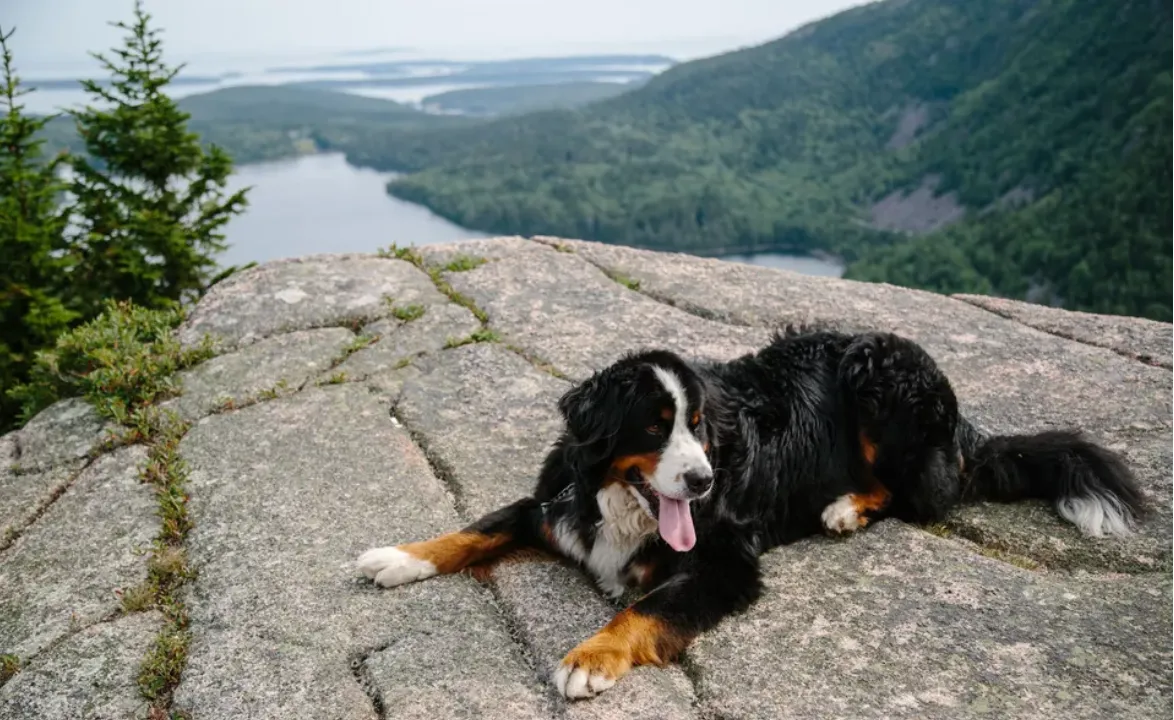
421,81,642,117
335,0,1170,321
36,85,475,165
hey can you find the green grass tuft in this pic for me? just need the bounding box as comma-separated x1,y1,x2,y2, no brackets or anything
345,334,377,354
378,243,424,266
606,271,641,291
393,357,412,370
470,327,501,343
442,254,487,272
138,626,190,702
391,304,426,322
445,327,501,348
118,581,158,613
0,654,19,686
133,409,197,711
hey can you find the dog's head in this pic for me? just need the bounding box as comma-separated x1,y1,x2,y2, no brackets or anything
557,350,719,552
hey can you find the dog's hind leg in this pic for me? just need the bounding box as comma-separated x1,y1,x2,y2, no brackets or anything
835,331,963,527
820,463,892,535
357,497,545,588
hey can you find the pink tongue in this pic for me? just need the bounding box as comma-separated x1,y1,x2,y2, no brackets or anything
657,495,696,552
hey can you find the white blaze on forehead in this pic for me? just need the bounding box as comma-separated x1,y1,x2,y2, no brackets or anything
649,366,711,498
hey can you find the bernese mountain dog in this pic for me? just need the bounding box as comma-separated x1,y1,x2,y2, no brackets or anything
357,328,1146,700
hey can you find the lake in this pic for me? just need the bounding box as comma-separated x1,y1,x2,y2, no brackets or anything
219,153,845,278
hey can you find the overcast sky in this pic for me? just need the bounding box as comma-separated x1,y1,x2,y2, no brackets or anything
6,0,872,67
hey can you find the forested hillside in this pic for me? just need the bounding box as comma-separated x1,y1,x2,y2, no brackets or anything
341,0,1170,320
421,81,641,117
37,85,474,165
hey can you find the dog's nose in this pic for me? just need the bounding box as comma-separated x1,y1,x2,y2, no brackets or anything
683,470,713,495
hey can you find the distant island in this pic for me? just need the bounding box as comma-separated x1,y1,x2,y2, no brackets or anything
422,81,644,117
26,52,672,106
265,54,675,75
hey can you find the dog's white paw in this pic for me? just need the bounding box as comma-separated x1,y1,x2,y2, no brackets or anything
821,495,862,534
356,546,436,587
553,661,617,700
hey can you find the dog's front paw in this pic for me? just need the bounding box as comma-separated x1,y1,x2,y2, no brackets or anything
552,643,628,700
356,546,436,587
821,495,864,535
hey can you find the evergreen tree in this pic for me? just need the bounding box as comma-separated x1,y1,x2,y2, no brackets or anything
68,0,247,312
0,26,76,431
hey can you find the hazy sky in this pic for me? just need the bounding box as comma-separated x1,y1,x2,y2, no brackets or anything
6,0,872,67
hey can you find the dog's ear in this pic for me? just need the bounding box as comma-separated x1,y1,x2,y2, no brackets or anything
558,365,637,447
558,373,610,446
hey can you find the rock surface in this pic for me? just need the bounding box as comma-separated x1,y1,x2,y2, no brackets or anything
0,446,154,659
163,326,357,420
2,237,1170,719
174,383,550,720
955,293,1173,369
335,303,482,381
9,397,112,473
0,612,162,720
693,521,1170,720
177,254,448,351
0,435,77,548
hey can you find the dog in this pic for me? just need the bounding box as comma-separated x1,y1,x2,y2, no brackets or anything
357,328,1146,700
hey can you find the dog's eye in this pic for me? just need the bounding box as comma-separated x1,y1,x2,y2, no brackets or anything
646,424,663,436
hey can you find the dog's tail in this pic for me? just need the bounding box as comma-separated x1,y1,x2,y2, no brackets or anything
957,418,1147,537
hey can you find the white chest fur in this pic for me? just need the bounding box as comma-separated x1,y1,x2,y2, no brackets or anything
585,483,657,598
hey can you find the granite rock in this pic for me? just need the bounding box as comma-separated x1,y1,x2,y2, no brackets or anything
177,254,448,351
0,612,162,720
164,327,357,421
0,446,154,659
173,383,550,720
5,238,1169,720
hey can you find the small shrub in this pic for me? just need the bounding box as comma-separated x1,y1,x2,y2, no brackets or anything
6,300,213,425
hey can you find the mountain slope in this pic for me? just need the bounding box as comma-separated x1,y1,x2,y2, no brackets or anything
37,85,476,164
350,0,1170,320
421,81,643,117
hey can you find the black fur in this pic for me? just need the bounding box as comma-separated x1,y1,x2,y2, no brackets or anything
454,328,1147,683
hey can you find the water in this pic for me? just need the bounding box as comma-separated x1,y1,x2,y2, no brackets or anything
218,153,487,268
722,252,844,277
218,152,845,279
